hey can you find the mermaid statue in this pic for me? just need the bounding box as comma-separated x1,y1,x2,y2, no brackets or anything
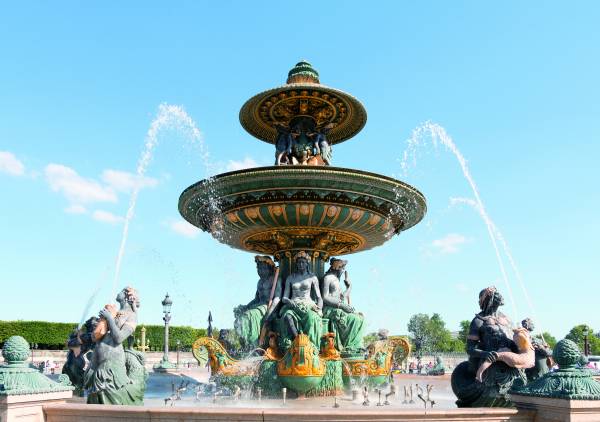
84,286,147,405
451,286,528,407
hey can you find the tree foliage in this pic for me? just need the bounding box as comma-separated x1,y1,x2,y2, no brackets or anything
566,324,600,355
407,313,464,354
534,331,557,349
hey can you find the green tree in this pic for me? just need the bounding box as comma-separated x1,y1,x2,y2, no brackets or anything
407,313,459,353
534,332,557,349
458,320,471,344
363,332,378,346
407,313,430,355
565,324,600,355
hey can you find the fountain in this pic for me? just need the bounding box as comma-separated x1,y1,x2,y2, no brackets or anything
178,61,420,397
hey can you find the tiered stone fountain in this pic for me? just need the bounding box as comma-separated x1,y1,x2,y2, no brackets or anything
179,61,426,397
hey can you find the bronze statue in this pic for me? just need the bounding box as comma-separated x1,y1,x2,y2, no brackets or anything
308,123,335,165
521,318,553,381
279,251,323,349
62,316,98,396
322,258,365,356
84,286,147,405
274,123,295,165
233,256,282,349
451,286,527,407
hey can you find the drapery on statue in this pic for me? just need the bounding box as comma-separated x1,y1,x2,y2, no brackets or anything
451,286,528,407
279,251,323,349
521,318,553,381
84,286,147,405
233,255,282,349
321,258,365,357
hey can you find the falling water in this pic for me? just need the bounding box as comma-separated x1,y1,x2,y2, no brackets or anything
449,197,541,333
79,266,111,328
400,121,517,320
110,104,208,300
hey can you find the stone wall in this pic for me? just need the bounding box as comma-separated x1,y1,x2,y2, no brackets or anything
43,403,534,422
5,350,201,372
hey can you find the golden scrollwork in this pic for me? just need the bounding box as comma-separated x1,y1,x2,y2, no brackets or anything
342,336,411,378
320,333,341,360
277,334,326,377
243,227,363,256
192,337,237,375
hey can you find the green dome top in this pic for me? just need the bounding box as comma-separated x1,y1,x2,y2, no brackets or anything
2,336,31,364
287,60,320,84
554,338,585,368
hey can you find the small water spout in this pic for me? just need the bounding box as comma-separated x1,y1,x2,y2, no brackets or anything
384,383,396,405
282,387,287,405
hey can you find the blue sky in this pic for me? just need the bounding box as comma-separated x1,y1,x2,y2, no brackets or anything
1,2,599,339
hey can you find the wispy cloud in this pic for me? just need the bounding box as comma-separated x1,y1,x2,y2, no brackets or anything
226,157,259,172
45,164,117,204
168,219,200,238
64,204,88,214
101,169,158,193
0,151,25,176
92,210,124,224
431,233,468,254
455,282,469,293
44,164,159,224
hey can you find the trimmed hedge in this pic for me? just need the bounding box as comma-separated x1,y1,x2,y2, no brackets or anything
0,320,207,351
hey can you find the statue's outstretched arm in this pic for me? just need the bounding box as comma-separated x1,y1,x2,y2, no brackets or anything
466,319,496,362
312,276,323,310
282,276,292,304
266,278,282,318
104,311,136,345
342,272,351,302
246,286,260,308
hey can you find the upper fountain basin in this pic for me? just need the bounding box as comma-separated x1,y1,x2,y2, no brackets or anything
178,166,426,258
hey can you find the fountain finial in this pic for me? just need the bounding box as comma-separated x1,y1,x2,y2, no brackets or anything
287,60,320,84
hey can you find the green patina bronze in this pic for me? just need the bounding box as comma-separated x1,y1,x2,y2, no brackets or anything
183,61,421,396
511,339,600,400
287,60,320,84
0,336,73,396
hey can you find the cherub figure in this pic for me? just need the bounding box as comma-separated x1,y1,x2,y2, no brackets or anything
475,327,534,382
274,122,296,165
308,123,335,165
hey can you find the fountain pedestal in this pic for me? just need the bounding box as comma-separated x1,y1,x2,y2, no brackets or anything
0,336,73,422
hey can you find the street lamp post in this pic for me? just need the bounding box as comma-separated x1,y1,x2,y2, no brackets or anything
153,293,176,372
162,293,172,363
176,340,181,368
584,328,591,356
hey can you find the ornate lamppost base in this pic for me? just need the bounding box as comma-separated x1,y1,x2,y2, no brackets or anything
152,360,179,373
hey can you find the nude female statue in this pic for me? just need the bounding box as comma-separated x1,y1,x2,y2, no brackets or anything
279,251,323,348
322,258,365,356
85,286,147,405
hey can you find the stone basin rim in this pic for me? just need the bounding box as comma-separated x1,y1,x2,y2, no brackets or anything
179,165,427,207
